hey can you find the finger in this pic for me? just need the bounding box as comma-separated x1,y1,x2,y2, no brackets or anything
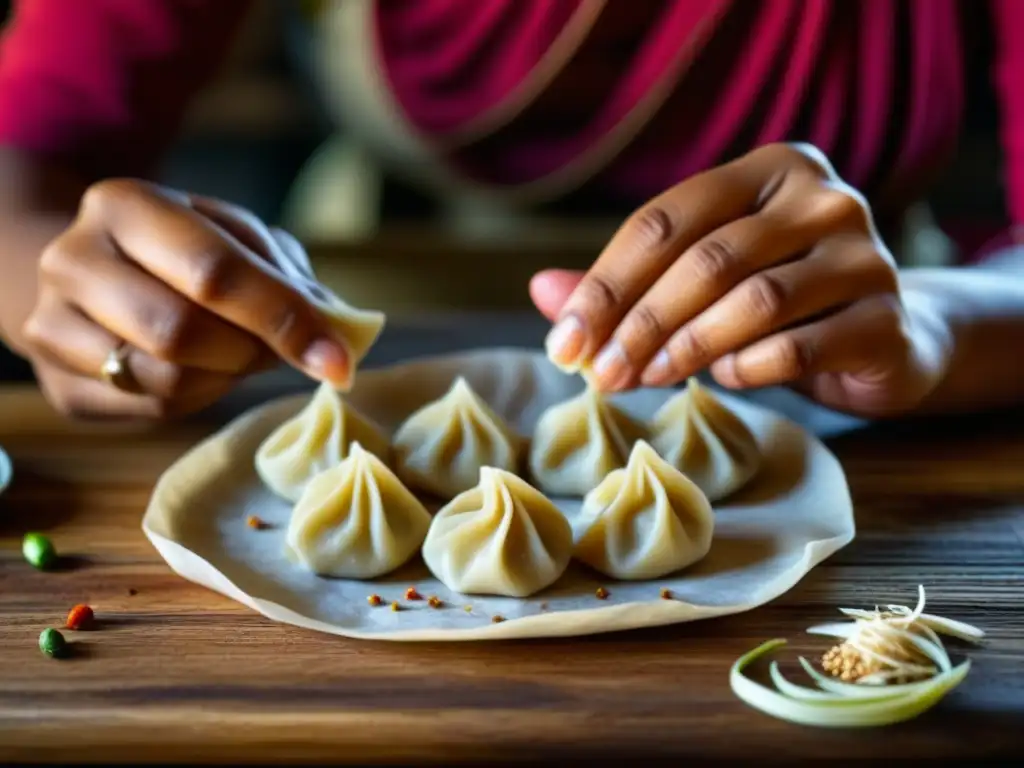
77,180,350,385
41,228,264,373
544,162,765,370
529,269,583,322
24,296,240,401
638,238,898,386
708,294,907,391
589,181,869,391
37,364,236,422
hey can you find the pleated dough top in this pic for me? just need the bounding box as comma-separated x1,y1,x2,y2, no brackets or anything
648,378,761,502
575,440,714,581
255,382,391,502
285,441,431,579
422,467,573,597
392,376,521,499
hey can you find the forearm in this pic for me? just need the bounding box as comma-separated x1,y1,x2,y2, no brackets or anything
900,249,1024,413
0,146,86,356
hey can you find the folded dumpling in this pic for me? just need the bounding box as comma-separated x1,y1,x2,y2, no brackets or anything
285,442,431,578
648,377,761,501
268,226,385,391
575,440,714,580
392,377,521,499
421,467,573,597
255,382,391,502
529,383,646,497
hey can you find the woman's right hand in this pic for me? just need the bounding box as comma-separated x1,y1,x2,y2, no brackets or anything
19,179,351,420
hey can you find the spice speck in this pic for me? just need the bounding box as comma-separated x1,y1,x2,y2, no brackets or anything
405,587,423,601
390,601,401,612
660,588,673,600
428,596,443,609
367,594,383,607
128,588,138,597
246,515,270,530
463,605,473,613
595,587,610,600
491,615,505,624
66,604,94,631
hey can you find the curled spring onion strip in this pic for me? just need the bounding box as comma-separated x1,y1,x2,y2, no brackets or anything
730,586,981,727
730,640,972,728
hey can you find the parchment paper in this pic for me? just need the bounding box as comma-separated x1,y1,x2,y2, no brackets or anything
142,348,855,641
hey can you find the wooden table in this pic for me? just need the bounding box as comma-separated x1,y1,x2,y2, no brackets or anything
1,345,1023,762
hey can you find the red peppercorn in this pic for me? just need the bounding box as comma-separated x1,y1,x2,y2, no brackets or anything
66,604,94,630
405,587,422,601
367,594,383,607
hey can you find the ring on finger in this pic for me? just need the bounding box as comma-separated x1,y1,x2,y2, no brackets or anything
99,342,135,391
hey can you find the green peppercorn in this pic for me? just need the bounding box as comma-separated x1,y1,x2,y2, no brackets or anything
39,628,67,658
22,532,57,570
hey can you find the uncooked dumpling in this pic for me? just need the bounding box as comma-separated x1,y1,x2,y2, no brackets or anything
269,226,385,391
421,467,573,597
392,377,521,499
256,382,391,502
285,442,431,579
529,383,646,497
648,377,761,501
575,440,714,580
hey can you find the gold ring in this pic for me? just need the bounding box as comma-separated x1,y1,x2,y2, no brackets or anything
99,343,131,389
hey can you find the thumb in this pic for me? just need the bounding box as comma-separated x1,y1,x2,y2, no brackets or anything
529,269,584,322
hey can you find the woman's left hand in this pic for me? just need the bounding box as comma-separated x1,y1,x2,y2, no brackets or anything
530,142,951,418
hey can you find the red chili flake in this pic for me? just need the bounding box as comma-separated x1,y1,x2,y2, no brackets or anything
427,596,443,609
595,587,610,600
491,615,505,624
660,588,673,600
65,604,94,630
390,601,401,612
367,594,383,607
246,515,270,530
405,587,423,601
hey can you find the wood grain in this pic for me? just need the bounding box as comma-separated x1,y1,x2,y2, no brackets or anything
1,383,1022,763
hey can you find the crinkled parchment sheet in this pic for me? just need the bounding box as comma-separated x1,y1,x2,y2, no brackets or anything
143,349,855,641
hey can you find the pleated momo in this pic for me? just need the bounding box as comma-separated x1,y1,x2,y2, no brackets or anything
392,377,521,499
648,378,761,502
529,383,646,497
421,467,573,597
575,440,714,580
255,382,391,502
285,442,431,579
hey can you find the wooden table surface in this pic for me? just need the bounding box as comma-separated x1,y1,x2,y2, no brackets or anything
1,342,1023,762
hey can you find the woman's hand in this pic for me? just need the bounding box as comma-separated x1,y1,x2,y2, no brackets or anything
19,179,350,420
531,143,952,418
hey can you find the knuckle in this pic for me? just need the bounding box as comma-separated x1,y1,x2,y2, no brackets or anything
141,302,192,360
188,249,238,303
575,273,624,316
618,304,667,356
816,184,871,231
742,273,787,323
624,204,674,252
263,303,301,347
769,334,816,380
38,238,77,282
668,324,713,368
79,178,143,221
687,238,737,287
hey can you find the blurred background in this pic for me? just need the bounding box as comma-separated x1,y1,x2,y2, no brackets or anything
0,0,1010,379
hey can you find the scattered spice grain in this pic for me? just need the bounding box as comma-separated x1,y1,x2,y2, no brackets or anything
405,587,423,601
491,615,505,624
367,594,383,607
660,588,673,600
246,515,270,530
427,596,443,609
390,601,401,612
595,586,610,600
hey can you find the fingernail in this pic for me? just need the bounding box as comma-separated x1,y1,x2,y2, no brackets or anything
592,341,631,391
545,314,586,368
640,348,674,387
301,338,349,384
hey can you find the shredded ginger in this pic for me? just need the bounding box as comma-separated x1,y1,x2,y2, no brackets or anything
730,585,984,727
